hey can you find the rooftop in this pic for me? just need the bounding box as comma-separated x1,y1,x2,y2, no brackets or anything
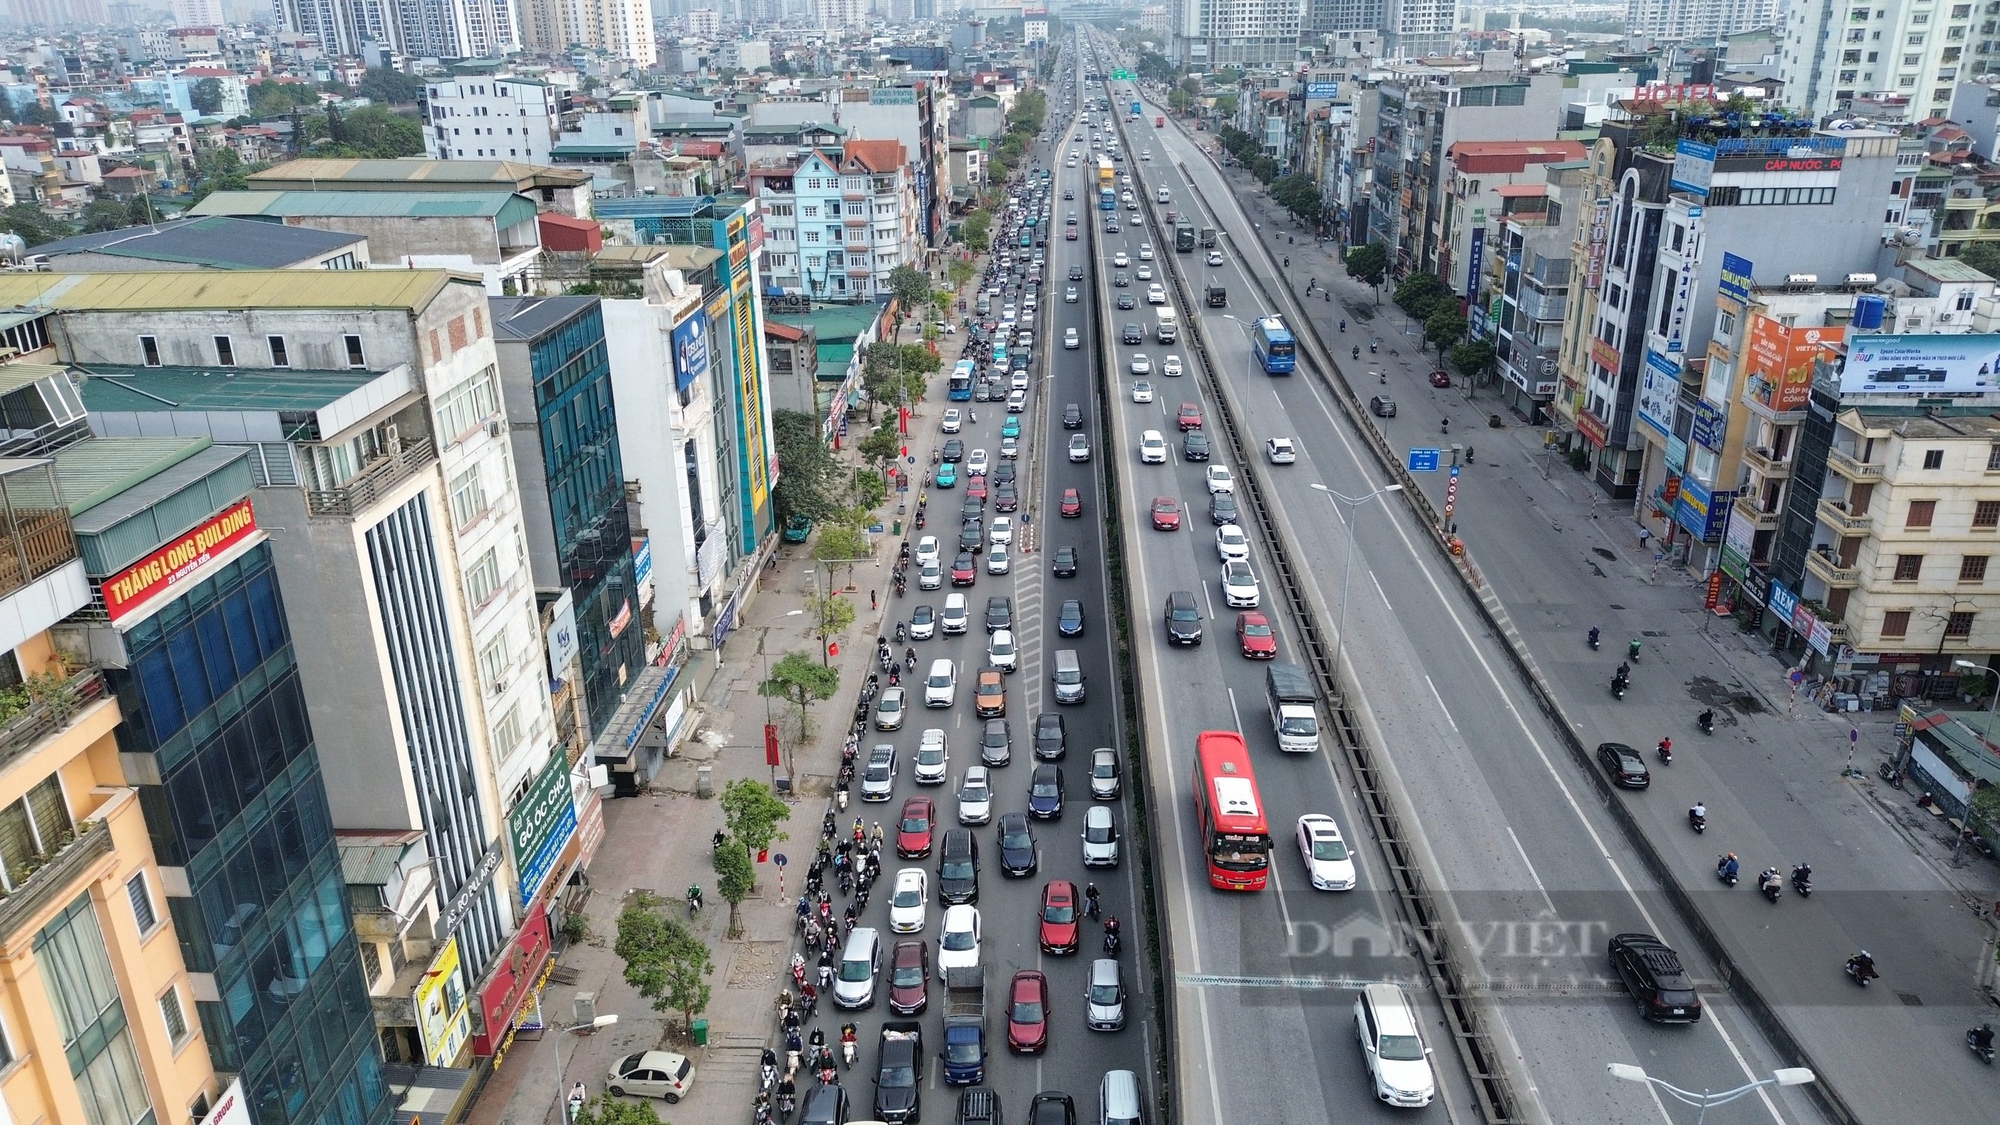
1907,257,1996,285
248,157,589,192
1847,410,2000,439
53,437,231,521
0,270,459,312
768,300,883,343
189,190,539,227
26,216,363,269
76,365,383,413
490,295,598,340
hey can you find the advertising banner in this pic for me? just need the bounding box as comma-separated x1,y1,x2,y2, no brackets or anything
1306,82,1340,100
1748,316,1844,410
734,271,771,521
1716,152,1842,173
1674,476,1713,538
1590,337,1621,375
673,310,710,393
1840,333,2000,395
1671,139,1716,197
1464,226,1486,307
508,753,578,910
1587,199,1611,289
1720,504,1754,581
1637,349,1680,437
1718,252,1754,302
1691,399,1728,451
1703,489,1734,539
1767,580,1799,626
1665,434,1688,474
415,937,471,1067
1578,410,1609,448
104,499,259,623
197,1080,251,1125
545,589,578,680
1665,206,1701,353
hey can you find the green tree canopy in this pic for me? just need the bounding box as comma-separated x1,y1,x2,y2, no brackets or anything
572,1093,659,1125
888,264,931,315
961,210,992,253
1394,272,1450,318
613,893,713,1032
6,96,56,127
189,78,224,116
1955,243,2000,281
1449,338,1496,379
1424,306,1469,353
771,408,842,524
357,66,423,105
1345,243,1388,288
711,836,755,937
1,202,75,247
757,651,841,747
1270,174,1321,225
249,80,321,117
718,779,790,867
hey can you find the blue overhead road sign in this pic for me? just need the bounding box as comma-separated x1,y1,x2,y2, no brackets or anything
1408,448,1442,472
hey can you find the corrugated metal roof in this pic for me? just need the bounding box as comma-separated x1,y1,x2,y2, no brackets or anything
191,190,537,224
0,270,457,311
77,364,381,412
249,157,589,190
55,437,231,520
27,216,362,269
0,363,70,396
491,295,596,341
339,839,413,885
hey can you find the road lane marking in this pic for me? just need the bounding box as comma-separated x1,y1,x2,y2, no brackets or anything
1424,676,1458,732
1505,827,1557,916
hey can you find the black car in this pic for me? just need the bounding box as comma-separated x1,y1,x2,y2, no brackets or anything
992,461,1017,483
957,1087,1003,1125
961,494,984,520
1208,492,1239,526
985,595,1013,632
942,439,966,462
1183,430,1211,461
1598,742,1651,788
1057,599,1085,636
1028,764,1065,819
1062,403,1084,428
1105,219,1121,233
938,829,979,904
993,482,1019,512
874,1024,923,1122
1063,189,1075,200
1068,264,1084,281
1051,545,1079,578
1165,590,1202,645
1116,294,1136,309
1122,323,1143,344
1112,272,1130,287
997,813,1039,877
799,1084,849,1125
980,718,1012,767
959,521,984,554
1033,712,1066,760
1608,933,1702,1022
1028,1091,1075,1125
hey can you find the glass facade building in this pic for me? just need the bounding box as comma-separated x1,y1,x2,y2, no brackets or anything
113,543,390,1125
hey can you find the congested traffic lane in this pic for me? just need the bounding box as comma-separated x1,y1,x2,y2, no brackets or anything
1117,88,1828,1125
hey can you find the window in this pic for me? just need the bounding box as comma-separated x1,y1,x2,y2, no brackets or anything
36,895,154,1125
343,334,366,368
360,940,383,985
493,707,523,756
448,466,488,528
465,548,501,609
213,336,234,366
1963,556,1990,582
140,335,160,367
0,775,72,892
126,872,158,934
1716,310,1736,340
479,632,511,689
1978,500,2000,527
1895,554,1925,580
0,1016,11,1067
1925,448,1946,469
435,366,498,439
1908,499,1937,528
1948,610,1977,637
267,335,289,367
158,984,188,1043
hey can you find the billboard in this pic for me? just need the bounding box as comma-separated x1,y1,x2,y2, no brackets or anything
104,499,259,623
672,310,710,393
1637,349,1679,437
508,752,577,910
415,936,471,1067
1840,333,2000,395
1670,139,1715,197
1747,316,1844,411
1306,81,1340,101
1718,252,1754,303
1464,225,1486,307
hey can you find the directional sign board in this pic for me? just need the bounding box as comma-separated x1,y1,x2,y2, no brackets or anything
1408,448,1442,472
1113,69,1134,80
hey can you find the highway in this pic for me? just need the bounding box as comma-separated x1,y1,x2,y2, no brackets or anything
1073,36,1834,1125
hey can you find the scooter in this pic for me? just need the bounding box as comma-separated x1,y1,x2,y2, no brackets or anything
1759,870,1783,903
1628,638,1643,662
1716,856,1740,886
1969,1026,1995,1064
1791,865,1813,898
1698,709,1715,735
1688,809,1706,834
1587,627,1600,651
1844,955,1877,987
1656,738,1673,765
1611,673,1628,700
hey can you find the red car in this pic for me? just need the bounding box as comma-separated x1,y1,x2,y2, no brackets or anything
1429,369,1452,388
951,552,978,586
1007,969,1051,1054
1150,496,1182,531
889,939,930,1015
1177,402,1204,430
1065,228,1078,240
966,473,988,500
1060,488,1083,518
1038,879,1080,954
896,796,936,858
1237,612,1278,658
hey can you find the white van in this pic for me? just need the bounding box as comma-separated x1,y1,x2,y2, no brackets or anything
942,593,969,634
1100,1069,1144,1125
1154,187,1171,204
1053,649,1085,704
833,927,881,1008
925,658,957,707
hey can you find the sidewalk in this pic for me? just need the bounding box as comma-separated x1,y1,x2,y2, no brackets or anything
459,267,990,1125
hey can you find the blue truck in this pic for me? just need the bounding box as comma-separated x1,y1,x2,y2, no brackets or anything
941,966,988,1084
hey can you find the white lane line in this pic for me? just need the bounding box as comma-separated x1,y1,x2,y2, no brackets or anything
1423,676,1458,732
1505,826,1557,916
1199,579,1217,619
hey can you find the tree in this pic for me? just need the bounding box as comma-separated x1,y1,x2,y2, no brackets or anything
1394,272,1449,318
711,835,755,937
813,523,872,590
249,80,320,117
6,96,56,127
888,264,931,320
613,892,713,1033
572,1094,660,1125
1424,306,1468,353
357,66,423,105
1270,174,1321,226
772,409,842,525
857,422,901,467
1345,243,1388,289
758,651,841,747
947,258,975,290
1213,91,1239,118
719,779,792,870
1249,155,1278,184
1449,338,1497,380
77,198,139,234
961,210,992,253
802,589,857,660
1,202,74,247
1957,243,2000,281
332,105,423,158
190,78,224,117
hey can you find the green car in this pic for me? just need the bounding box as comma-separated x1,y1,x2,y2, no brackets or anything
782,514,813,543
1002,417,1022,439
936,462,959,488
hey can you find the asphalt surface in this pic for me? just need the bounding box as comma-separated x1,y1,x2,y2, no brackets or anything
1077,43,1835,1125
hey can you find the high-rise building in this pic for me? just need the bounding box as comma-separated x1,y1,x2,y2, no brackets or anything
1171,0,1305,68
1779,0,1996,123
517,0,657,67
170,0,224,24
275,0,522,60
817,0,866,28
1308,0,1384,38
421,76,560,165
1384,0,1457,58
1626,0,1773,45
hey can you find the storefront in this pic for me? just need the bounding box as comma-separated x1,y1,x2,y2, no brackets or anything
471,907,553,1060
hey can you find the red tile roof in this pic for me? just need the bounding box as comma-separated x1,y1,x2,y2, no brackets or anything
843,139,906,173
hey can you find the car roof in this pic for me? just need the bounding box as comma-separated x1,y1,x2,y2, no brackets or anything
1085,804,1113,825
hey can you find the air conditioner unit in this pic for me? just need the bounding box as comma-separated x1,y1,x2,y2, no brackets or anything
486,420,505,438
384,423,402,453
1939,311,1956,323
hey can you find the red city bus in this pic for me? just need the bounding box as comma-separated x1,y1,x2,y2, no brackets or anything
1191,732,1271,890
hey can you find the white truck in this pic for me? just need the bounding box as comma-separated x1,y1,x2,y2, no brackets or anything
1155,307,1179,344
1266,663,1320,753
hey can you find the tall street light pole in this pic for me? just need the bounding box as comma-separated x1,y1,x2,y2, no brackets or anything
1310,481,1403,691
1607,1062,1814,1125
552,1013,620,1124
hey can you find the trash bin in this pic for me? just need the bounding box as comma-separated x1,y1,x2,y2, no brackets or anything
691,1019,710,1046
893,519,903,535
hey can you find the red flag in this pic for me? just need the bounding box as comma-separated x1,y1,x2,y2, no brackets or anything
829,641,841,657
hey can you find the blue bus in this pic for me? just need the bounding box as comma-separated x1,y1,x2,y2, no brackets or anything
1099,187,1116,211
948,359,975,400
1252,315,1297,374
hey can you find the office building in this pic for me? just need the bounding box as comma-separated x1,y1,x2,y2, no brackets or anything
518,0,659,68
1171,0,1305,68
422,77,561,167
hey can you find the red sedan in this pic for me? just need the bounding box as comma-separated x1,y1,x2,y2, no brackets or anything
889,939,929,1015
1150,496,1182,531
951,552,978,586
1060,488,1083,517
896,796,936,858
1237,612,1278,659
1007,969,1051,1054
966,473,988,500
1039,879,1080,954
1429,369,1452,388
1177,402,1204,430
1065,228,1078,240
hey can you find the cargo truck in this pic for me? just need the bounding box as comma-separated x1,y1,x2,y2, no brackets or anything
940,966,988,1084
1265,663,1320,752
1155,308,1179,344
1199,227,1218,248
1175,224,1196,252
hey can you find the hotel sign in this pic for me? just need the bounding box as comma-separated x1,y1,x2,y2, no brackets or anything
104,499,258,623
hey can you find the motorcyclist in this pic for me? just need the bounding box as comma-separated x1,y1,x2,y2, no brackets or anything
1791,861,1812,885
1084,882,1101,917
1629,637,1643,660
1758,867,1782,894
1616,661,1631,682
905,646,917,669
1353,345,1360,360
1689,801,1706,822
1973,1023,1995,1051
1588,626,1600,648
1848,950,1876,980
1657,736,1672,761
1339,319,1346,332
1717,853,1739,881
1698,707,1715,732
687,883,703,911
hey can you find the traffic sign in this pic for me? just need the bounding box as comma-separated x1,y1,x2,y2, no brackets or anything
774,853,789,867
1408,448,1441,472
1443,465,1460,521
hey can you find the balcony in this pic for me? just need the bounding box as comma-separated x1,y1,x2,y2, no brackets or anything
1826,446,1884,482
0,460,80,602
0,809,112,943
0,667,108,777
1732,493,1782,531
304,437,439,518
1741,446,1792,481
846,242,870,254
1805,548,1861,588
1816,497,1873,534
843,190,866,202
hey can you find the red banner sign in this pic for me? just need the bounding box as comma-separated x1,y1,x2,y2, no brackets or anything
1577,411,1609,449
766,723,781,766
1705,571,1724,610
103,499,258,623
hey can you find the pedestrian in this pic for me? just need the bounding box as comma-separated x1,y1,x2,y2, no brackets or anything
871,589,878,610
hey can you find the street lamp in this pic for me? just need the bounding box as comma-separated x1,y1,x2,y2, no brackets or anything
1309,481,1403,689
553,1013,620,1124
1607,1062,1814,1124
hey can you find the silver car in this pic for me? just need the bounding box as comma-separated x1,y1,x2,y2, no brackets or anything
874,686,906,731
861,745,897,801
958,765,993,824
1086,958,1126,1030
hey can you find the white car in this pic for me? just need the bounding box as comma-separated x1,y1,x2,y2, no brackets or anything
924,659,956,707
915,536,941,569
1007,388,1028,413
1141,149,1153,161
908,603,936,640
1162,355,1184,378
989,516,1014,545
988,628,1018,672
958,766,993,824
1265,437,1297,464
1129,353,1152,375
1205,465,1236,494
915,728,949,783
1296,814,1357,891
1065,327,1081,349
1207,250,1224,266
942,408,963,434
1136,264,1153,281
1215,524,1250,561
1068,434,1091,462
986,543,1011,573
889,869,929,933
1147,284,1167,305
1139,430,1167,464
1138,244,1154,261
1112,251,1130,267
966,449,990,475
938,905,982,970
1221,559,1260,608
1132,380,1154,403
1066,285,1080,304
1011,371,1030,391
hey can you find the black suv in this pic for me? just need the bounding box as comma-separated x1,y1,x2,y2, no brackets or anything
1183,430,1211,461
1596,742,1650,789
942,439,966,462
957,1087,1002,1125
985,595,1014,632
1607,932,1702,1023
1051,545,1079,578
1062,403,1084,428
1165,590,1202,645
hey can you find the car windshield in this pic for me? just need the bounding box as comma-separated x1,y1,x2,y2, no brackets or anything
1094,761,1114,777
918,746,945,763
901,814,928,832
913,607,933,622
944,1040,981,1064
962,783,988,801
942,858,973,879
1002,827,1031,849
942,928,975,951
866,763,891,782
1044,901,1074,923
1086,824,1113,843
880,1063,915,1087
892,964,922,986
894,884,922,906
839,958,871,983
929,672,950,688
1033,780,1058,798
1090,981,1120,1005
1243,621,1272,637
1312,837,1349,860
1012,999,1044,1022
1379,1034,1426,1062
880,696,901,711
1171,607,1198,622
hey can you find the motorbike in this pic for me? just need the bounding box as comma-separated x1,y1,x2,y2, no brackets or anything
1791,865,1813,898
1688,809,1706,834
1103,928,1122,956
686,884,703,914
1369,340,1378,354
761,1049,779,1091
1353,345,1360,360
1628,639,1642,662
1716,856,1740,886
1698,709,1715,735
1657,739,1673,765
1759,869,1783,903
1611,674,1628,700
895,621,907,643
1588,627,1600,650
1878,760,1906,788
840,1024,858,1067
1845,955,1877,987
1969,1026,1995,1064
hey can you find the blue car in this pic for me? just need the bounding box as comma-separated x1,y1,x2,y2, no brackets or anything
936,462,959,489
1027,764,1064,820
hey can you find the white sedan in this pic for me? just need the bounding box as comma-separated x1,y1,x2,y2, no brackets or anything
989,516,1014,546
1205,465,1235,494
1215,523,1250,561
1138,244,1155,261
1139,430,1167,464
1220,559,1260,608
889,869,929,933
1112,251,1130,268
966,449,990,475
938,904,982,969
1065,328,1081,349
1129,353,1152,375
1132,380,1155,403
915,536,941,568
942,408,963,434
1162,355,1184,378
1206,250,1224,266
1296,814,1357,890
